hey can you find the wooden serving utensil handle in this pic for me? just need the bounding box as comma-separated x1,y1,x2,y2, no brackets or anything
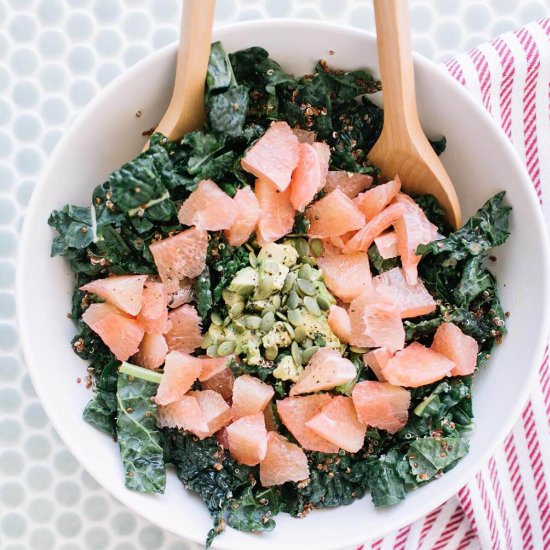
155,0,216,141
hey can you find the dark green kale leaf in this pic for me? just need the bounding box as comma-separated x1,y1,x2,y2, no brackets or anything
195,266,213,320
207,86,250,138
48,205,96,255
365,449,413,507
413,194,451,236
292,213,311,235
368,244,400,275
116,374,166,494
207,41,236,92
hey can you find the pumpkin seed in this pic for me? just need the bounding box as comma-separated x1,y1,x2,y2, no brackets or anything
304,296,322,316
284,322,295,339
302,345,319,364
206,344,219,357
260,311,275,332
249,250,258,268
257,275,274,299
304,338,314,348
210,312,223,326
349,346,369,354
229,302,245,318
297,278,315,297
282,272,296,294
218,341,236,356
291,341,302,366
281,294,288,307
294,325,307,344
287,290,300,310
222,316,231,327
310,238,324,257
316,295,331,311
233,321,245,334
272,295,282,310
287,309,302,326
275,311,287,322
265,345,278,361
244,315,262,330
298,263,314,280
201,334,213,349
294,238,309,258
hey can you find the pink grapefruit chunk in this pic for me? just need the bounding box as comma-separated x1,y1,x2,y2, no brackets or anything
374,231,399,259
166,278,195,309
155,350,202,406
306,189,365,238
149,227,208,293
328,305,351,344
177,179,238,231
255,178,296,246
133,333,168,370
329,230,356,250
198,356,235,400
290,142,330,212
306,396,367,453
352,381,411,433
241,121,300,192
289,348,356,396
317,251,372,303
373,267,436,318
382,342,455,387
82,302,127,327
431,322,479,376
260,432,309,487
156,396,208,434
276,394,339,453
163,304,202,353
226,412,268,466
224,187,260,246
136,281,168,334
231,374,275,420
324,171,373,198
188,390,232,438
353,178,401,222
80,274,147,316
348,289,405,351
363,349,393,382
90,312,144,362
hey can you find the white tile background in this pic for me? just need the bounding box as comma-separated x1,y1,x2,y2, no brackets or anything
1,1,548,549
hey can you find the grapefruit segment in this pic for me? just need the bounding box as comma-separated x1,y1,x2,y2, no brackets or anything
150,227,208,293
82,302,127,327
348,289,405,351
178,179,238,231
328,305,351,344
224,187,260,246
260,432,309,487
324,171,373,198
306,189,365,238
255,178,296,246
363,349,393,382
198,356,235,400
382,342,455,387
317,251,372,303
80,274,147,316
231,374,275,419
90,313,144,362
155,350,202,406
289,348,356,396
352,381,411,433
353,178,401,222
156,396,208,434
241,121,300,192
374,231,399,259
431,322,478,376
276,394,339,453
188,390,232,438
373,267,436,318
133,333,168,370
226,412,268,466
163,304,202,353
137,281,168,334
305,396,367,453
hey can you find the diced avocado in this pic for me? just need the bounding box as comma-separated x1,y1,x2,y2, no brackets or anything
273,355,304,382
222,289,244,308
241,335,263,365
247,293,281,313
300,310,341,348
228,267,258,296
262,321,292,349
258,243,299,267
260,260,289,291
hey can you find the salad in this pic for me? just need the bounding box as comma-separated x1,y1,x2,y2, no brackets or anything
49,42,511,546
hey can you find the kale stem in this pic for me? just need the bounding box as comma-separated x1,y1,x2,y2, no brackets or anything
119,362,162,384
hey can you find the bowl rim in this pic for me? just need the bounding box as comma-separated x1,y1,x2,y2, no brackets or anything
17,18,550,549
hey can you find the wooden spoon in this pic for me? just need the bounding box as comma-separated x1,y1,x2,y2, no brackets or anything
152,0,216,143
369,0,461,228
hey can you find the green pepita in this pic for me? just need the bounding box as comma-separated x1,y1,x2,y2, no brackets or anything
282,272,296,294
310,238,324,257
272,295,282,310
265,345,278,361
210,312,223,326
284,322,295,339
294,325,307,344
201,334,213,349
248,250,258,268
304,296,322,316
297,278,315,297
291,341,302,367
260,311,275,332
229,302,245,318
301,345,319,364
298,263,314,280
206,344,219,357
218,341,236,356
275,311,287,322
349,346,369,354
244,315,262,330
294,237,310,258
222,316,231,327
303,338,314,348
287,290,300,310
316,295,331,311
287,309,302,327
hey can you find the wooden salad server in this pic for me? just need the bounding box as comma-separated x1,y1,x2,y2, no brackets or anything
369,0,461,228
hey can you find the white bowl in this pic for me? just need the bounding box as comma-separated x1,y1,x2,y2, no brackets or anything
17,19,550,550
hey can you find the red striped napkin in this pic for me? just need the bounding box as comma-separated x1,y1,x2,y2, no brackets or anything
361,18,550,550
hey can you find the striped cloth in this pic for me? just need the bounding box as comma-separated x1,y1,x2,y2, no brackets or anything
361,17,550,550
